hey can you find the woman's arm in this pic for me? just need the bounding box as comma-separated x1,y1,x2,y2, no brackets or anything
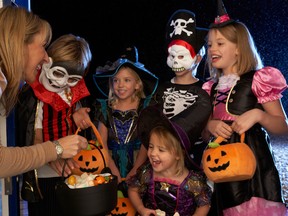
0,141,56,178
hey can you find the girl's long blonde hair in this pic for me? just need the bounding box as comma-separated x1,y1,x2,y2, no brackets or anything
207,21,263,80
108,66,145,108
0,6,52,116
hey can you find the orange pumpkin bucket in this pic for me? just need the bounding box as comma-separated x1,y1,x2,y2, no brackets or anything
202,133,256,183
110,179,137,216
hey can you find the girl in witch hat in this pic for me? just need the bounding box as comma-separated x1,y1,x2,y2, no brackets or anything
202,0,288,215
92,47,159,190
127,106,212,216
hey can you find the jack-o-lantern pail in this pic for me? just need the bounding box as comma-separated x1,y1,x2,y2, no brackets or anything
110,190,137,216
72,122,109,175
202,133,256,183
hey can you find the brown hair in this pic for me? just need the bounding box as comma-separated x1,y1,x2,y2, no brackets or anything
47,34,92,76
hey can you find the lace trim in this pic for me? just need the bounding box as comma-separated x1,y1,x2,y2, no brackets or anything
215,74,240,90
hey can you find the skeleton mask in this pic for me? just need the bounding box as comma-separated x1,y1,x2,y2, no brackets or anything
39,58,82,93
167,44,197,72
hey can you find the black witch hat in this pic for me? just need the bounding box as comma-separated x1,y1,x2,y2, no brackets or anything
209,0,235,28
93,46,158,98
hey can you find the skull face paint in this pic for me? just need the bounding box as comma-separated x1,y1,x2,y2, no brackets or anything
40,63,82,93
167,44,197,72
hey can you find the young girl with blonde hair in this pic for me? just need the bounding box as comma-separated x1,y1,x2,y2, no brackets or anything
203,0,288,215
127,106,212,216
93,52,158,191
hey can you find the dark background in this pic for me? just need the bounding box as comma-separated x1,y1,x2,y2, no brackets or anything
30,0,288,112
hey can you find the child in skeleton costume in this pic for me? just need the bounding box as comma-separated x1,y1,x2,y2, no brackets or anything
152,9,212,166
202,0,288,215
127,106,212,216
92,47,158,194
16,34,92,216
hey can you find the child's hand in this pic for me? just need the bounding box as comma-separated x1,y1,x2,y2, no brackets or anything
231,109,260,134
73,107,91,129
137,206,156,216
208,119,233,139
49,158,78,177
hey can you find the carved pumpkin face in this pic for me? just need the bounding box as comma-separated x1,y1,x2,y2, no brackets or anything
110,190,136,216
110,197,136,216
202,142,256,183
72,141,109,175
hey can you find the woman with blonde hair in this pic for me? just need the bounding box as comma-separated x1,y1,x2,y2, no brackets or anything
0,6,87,178
15,33,92,215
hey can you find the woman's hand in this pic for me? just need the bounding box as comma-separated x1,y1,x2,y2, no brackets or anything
56,135,88,159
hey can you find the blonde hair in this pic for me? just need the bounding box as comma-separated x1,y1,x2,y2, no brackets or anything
0,6,52,115
47,34,92,76
150,126,185,176
207,21,263,80
108,66,145,108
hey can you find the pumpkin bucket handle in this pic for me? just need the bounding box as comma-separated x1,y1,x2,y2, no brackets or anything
75,120,104,147
213,133,245,145
61,122,108,177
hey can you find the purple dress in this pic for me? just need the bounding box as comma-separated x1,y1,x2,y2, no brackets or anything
127,162,212,216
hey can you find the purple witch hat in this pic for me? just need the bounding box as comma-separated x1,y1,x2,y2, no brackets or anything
137,106,201,171
209,0,235,28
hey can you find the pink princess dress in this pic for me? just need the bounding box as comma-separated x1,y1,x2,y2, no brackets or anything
203,67,288,216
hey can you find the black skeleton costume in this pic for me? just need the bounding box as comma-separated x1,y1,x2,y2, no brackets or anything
154,9,212,166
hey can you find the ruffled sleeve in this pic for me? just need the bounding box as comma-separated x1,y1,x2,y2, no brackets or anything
252,66,288,104
202,80,215,96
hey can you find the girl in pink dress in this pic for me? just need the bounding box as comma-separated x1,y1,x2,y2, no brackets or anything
202,0,288,215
